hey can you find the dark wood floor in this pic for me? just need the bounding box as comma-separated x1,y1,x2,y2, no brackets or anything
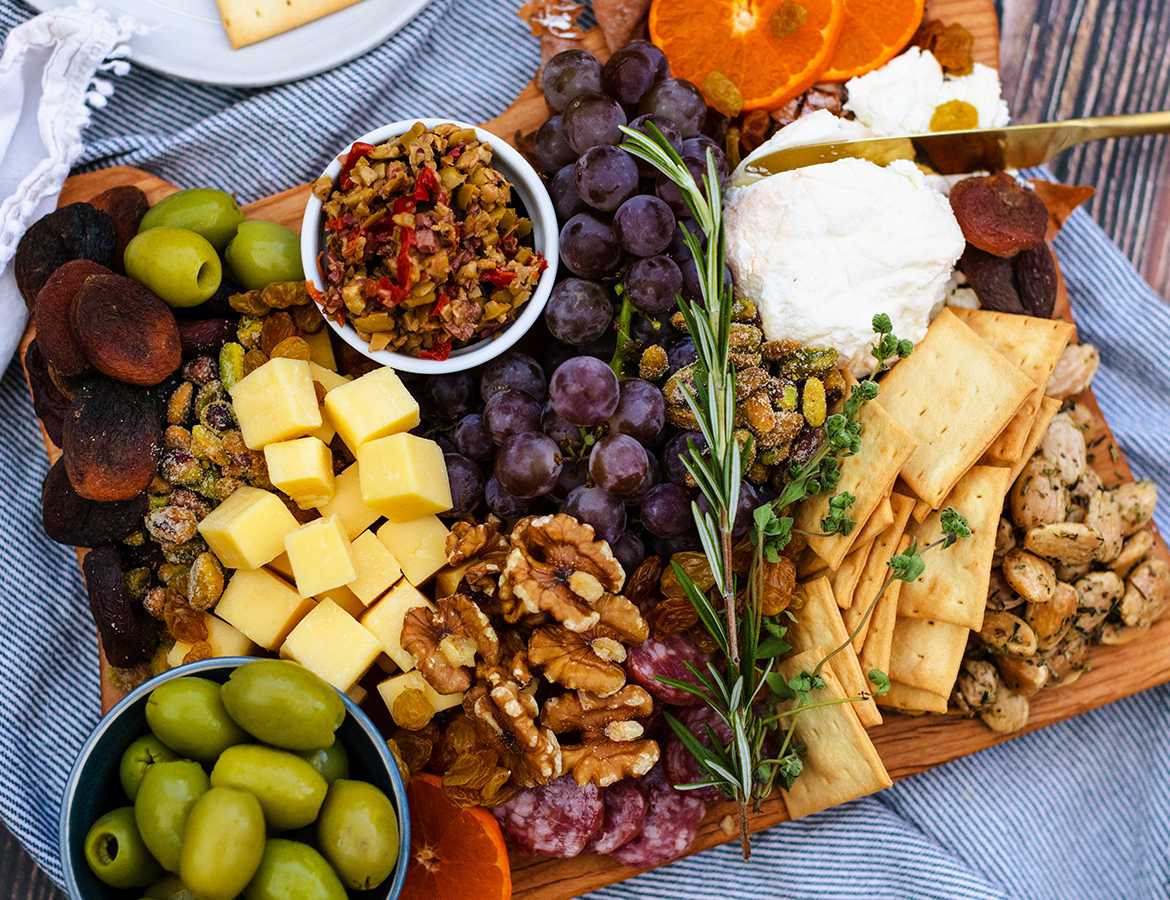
5,0,1170,896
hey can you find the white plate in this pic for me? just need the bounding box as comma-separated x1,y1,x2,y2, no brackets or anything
27,0,434,87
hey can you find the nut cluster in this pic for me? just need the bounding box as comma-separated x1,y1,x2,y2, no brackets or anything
395,513,661,800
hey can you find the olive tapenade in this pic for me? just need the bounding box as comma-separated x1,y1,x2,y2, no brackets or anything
311,122,546,361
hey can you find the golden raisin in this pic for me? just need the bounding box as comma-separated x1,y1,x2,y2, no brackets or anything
291,301,325,335
691,625,721,654
702,72,744,118
270,336,312,361
260,312,297,356
930,99,979,132
932,23,975,76
392,688,435,730
182,641,212,664
770,0,808,37
740,110,772,153
758,556,796,616
164,593,208,643
385,739,412,786
242,348,269,376
393,728,437,773
661,551,716,597
648,595,700,637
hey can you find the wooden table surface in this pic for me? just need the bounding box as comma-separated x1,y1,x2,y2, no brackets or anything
5,0,1169,896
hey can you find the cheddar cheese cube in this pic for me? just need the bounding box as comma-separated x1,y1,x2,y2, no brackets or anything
347,530,403,605
197,485,299,570
266,552,295,582
281,599,383,691
285,514,357,598
434,563,472,598
310,362,350,392
358,434,452,521
360,579,435,672
215,567,316,650
317,584,365,618
229,357,322,450
323,366,419,451
377,670,463,723
315,463,381,537
167,614,258,667
264,437,335,509
376,515,450,586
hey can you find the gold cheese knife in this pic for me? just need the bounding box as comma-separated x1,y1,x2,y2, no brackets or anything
732,110,1170,186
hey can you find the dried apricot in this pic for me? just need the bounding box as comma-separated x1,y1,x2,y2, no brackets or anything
63,376,162,501
1013,241,1058,318
71,274,182,385
960,244,1024,314
15,202,116,309
88,185,149,272
949,173,1049,258
40,457,148,547
34,259,111,376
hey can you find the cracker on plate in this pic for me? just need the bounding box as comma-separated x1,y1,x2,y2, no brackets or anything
786,577,881,727
795,400,917,571
777,649,892,819
951,309,1074,463
887,616,969,698
859,534,911,679
829,539,871,609
876,308,1034,508
216,0,367,49
877,679,949,714
798,496,894,580
896,465,1012,631
844,493,916,653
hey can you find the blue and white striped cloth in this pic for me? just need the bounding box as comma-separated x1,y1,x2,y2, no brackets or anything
1,1,1168,897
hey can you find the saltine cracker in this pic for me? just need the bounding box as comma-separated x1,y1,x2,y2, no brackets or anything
887,617,969,698
216,0,367,49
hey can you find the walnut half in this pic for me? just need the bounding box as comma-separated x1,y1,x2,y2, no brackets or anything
402,594,500,694
499,513,626,632
465,680,562,787
542,685,660,787
528,593,648,696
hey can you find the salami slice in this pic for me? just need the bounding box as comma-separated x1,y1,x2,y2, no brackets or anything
491,775,604,858
663,705,730,803
608,763,706,868
583,779,648,854
625,629,713,706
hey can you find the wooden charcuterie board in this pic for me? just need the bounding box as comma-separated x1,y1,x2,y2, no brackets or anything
21,2,1170,897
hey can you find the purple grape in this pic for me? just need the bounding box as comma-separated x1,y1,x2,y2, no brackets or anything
480,352,547,402
613,194,675,257
483,389,542,445
544,277,615,346
625,255,682,315
677,256,732,305
655,156,708,216
641,482,693,537
623,451,660,505
625,40,669,81
434,432,457,454
549,356,620,426
665,337,698,376
534,116,579,172
638,78,707,138
574,145,639,212
590,433,649,495
549,164,588,223
444,453,485,518
559,212,623,279
549,458,589,503
627,114,683,177
542,49,603,112
610,530,646,573
562,485,626,545
562,92,627,154
662,431,707,486
423,372,475,419
494,432,563,498
698,480,759,539
486,474,531,517
681,136,729,180
607,378,665,442
579,329,618,361
601,45,659,105
667,218,705,263
629,309,681,348
542,403,583,449
454,413,494,461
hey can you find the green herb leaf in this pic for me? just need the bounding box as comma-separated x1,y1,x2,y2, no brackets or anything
940,506,972,548
888,536,926,583
868,669,891,695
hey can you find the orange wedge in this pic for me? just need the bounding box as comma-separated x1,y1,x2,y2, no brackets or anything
400,773,513,900
819,0,926,81
649,0,846,111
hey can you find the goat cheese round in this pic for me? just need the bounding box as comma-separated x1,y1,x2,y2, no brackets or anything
724,157,965,377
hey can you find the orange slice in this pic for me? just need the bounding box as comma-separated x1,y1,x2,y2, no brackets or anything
819,0,926,81
649,0,846,112
401,773,513,900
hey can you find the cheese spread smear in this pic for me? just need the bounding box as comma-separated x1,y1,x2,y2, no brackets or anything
724,157,965,377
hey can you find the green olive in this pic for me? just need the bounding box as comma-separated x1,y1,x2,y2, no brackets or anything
134,759,210,873
124,227,222,308
220,660,344,752
315,779,398,890
297,743,349,786
140,188,245,253
211,745,328,831
224,221,304,291
146,676,249,764
120,734,180,802
144,873,194,900
180,787,266,900
243,839,347,900
84,806,164,889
